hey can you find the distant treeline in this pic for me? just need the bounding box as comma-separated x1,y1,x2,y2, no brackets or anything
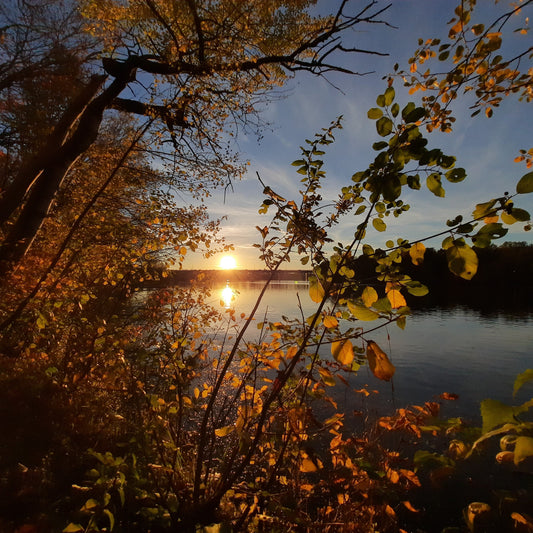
150,268,310,285
350,243,533,312
153,244,532,311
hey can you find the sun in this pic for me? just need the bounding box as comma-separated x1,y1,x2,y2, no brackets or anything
219,255,237,270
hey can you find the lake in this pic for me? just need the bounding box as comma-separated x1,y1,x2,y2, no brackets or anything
210,280,533,424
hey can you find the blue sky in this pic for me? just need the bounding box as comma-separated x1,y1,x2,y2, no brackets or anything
183,0,533,270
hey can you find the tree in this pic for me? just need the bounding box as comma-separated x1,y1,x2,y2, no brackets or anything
0,0,392,274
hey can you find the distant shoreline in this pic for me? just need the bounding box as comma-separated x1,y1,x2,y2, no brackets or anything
150,269,311,285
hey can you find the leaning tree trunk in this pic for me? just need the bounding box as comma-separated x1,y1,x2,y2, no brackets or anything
0,64,137,275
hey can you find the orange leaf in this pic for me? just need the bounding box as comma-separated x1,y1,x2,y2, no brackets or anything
385,505,396,518
387,289,406,309
402,501,419,513
366,341,395,381
331,339,354,366
323,315,338,328
439,392,459,401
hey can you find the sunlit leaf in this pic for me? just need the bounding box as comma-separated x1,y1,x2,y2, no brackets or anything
502,208,530,224
331,340,354,366
347,301,379,321
300,455,322,472
514,436,533,467
409,242,425,265
361,286,378,307
384,86,395,105
473,199,497,219
323,315,338,328
446,241,478,280
513,369,533,397
427,173,445,197
481,398,533,433
366,341,395,381
367,107,383,119
215,425,234,437
405,280,429,297
63,525,84,533
309,277,325,303
372,218,387,232
387,289,406,309
81,498,99,511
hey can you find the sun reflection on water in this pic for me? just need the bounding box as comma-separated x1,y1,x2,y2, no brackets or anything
221,282,235,309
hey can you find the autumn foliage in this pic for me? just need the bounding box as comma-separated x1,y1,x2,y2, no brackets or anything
1,1,533,532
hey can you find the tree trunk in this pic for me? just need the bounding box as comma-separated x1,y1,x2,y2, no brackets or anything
0,68,136,274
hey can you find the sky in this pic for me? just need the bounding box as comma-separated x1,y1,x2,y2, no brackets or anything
182,0,533,270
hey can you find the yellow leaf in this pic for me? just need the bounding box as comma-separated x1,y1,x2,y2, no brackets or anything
446,242,478,280
387,289,406,309
366,341,395,381
214,425,234,437
484,215,499,223
337,493,349,504
331,340,354,366
409,242,426,265
361,286,378,307
323,315,338,328
309,277,325,303
347,301,379,321
286,346,298,359
300,457,321,473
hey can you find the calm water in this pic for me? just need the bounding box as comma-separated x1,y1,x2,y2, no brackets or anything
211,281,533,422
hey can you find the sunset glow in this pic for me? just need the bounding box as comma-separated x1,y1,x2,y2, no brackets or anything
219,255,237,269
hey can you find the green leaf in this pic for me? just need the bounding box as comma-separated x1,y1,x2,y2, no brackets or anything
372,141,388,150
347,301,379,321
401,102,416,120
480,398,533,433
404,107,426,123
427,174,445,197
513,436,533,467
501,208,529,224
384,86,395,106
382,175,402,202
446,241,478,280
473,199,497,219
103,509,115,531
445,167,466,183
391,102,400,117
517,172,533,194
405,281,429,297
291,159,306,166
514,369,533,397
372,297,392,313
372,218,387,232
407,174,421,190
376,94,385,107
63,525,84,533
376,116,393,137
368,108,383,119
